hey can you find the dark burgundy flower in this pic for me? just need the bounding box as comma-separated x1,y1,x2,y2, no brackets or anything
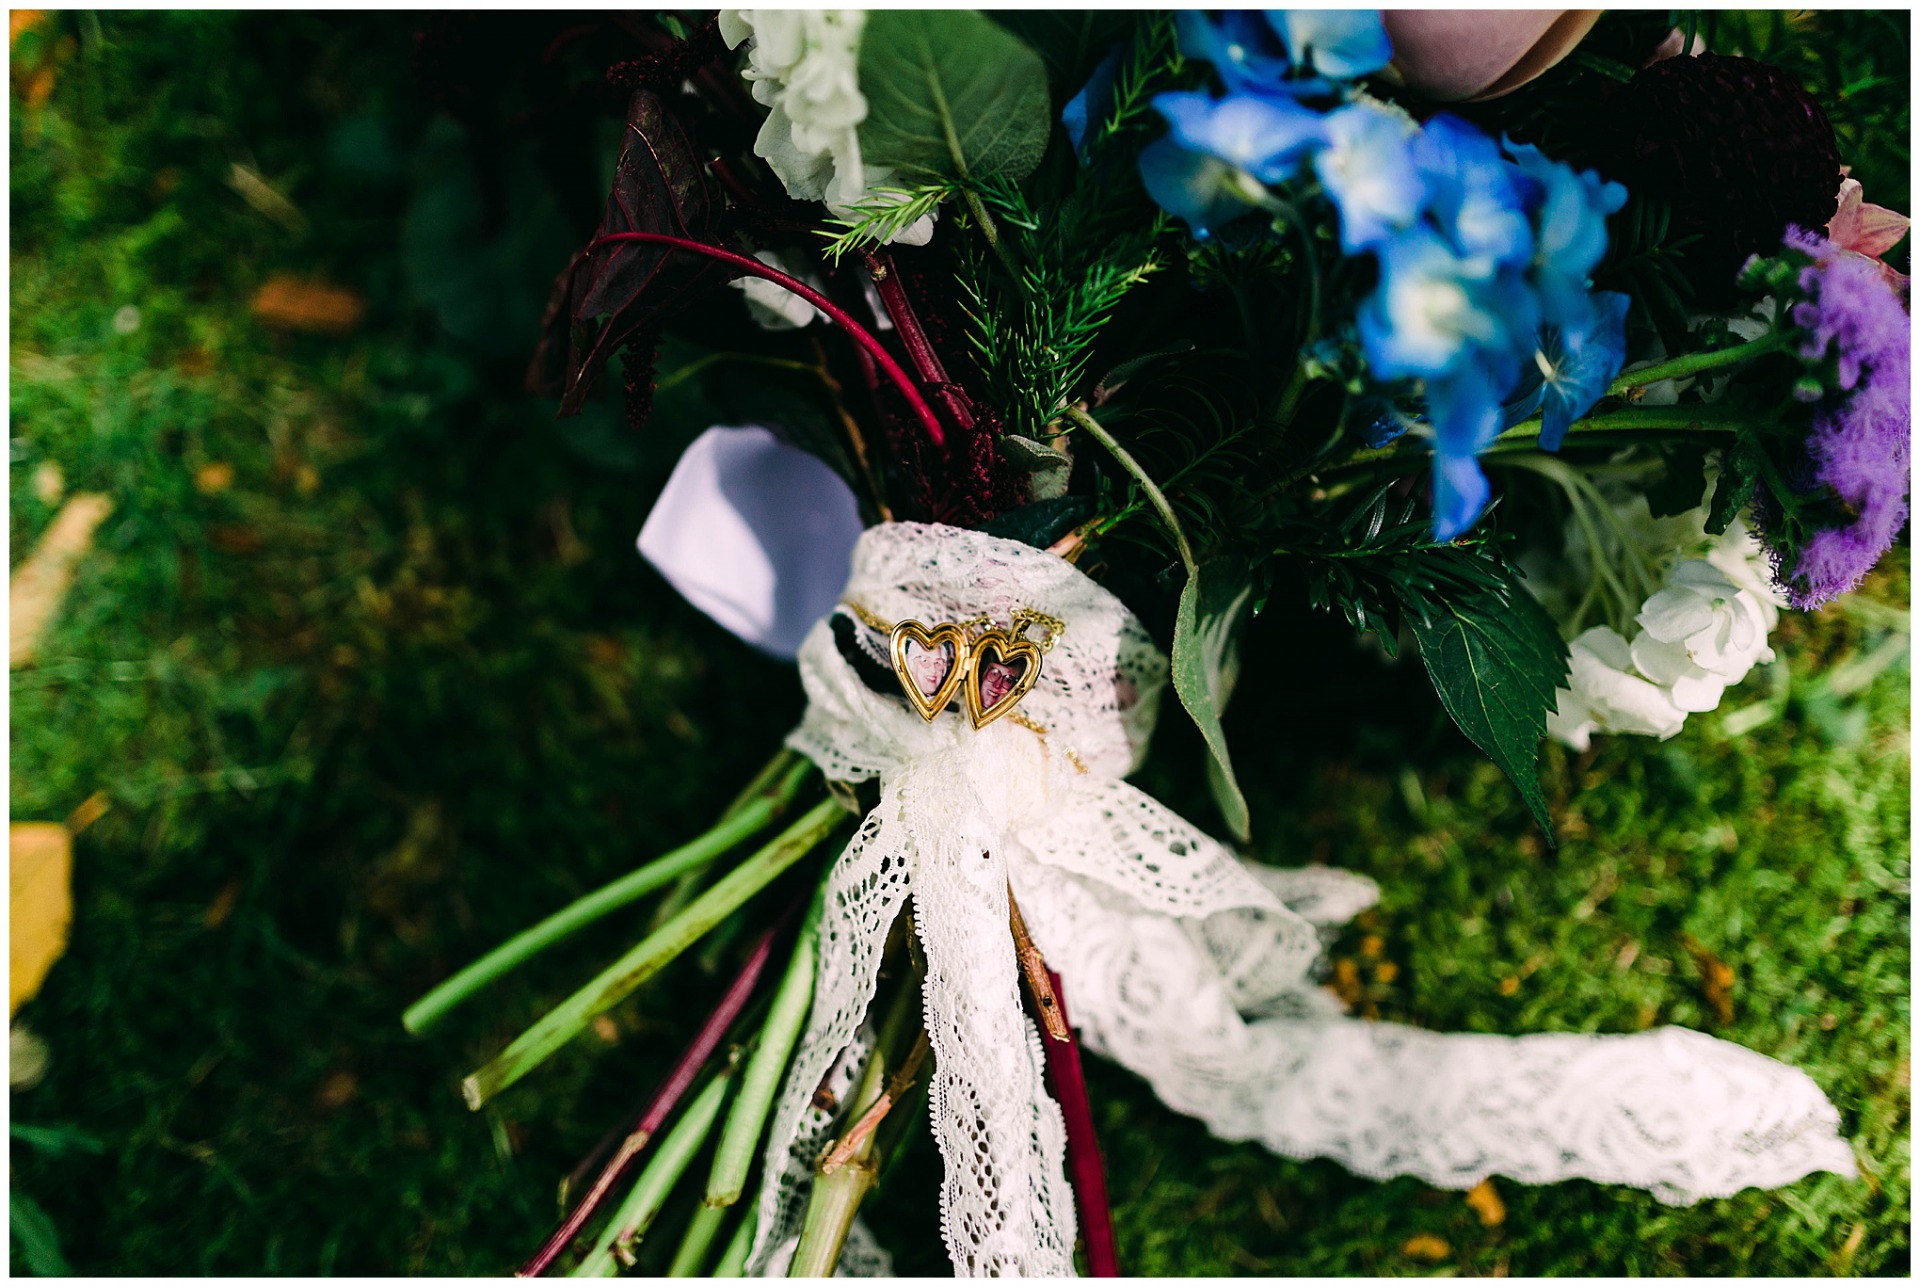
1611,53,1842,292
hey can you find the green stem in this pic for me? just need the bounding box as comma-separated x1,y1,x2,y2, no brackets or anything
462,798,848,1109
1270,361,1311,427
711,1208,758,1278
1338,407,1748,473
1062,405,1198,579
402,758,815,1034
706,885,824,1208
665,1203,729,1277
961,187,1023,279
570,1071,734,1278
651,751,808,934
787,938,924,1278
1607,333,1788,397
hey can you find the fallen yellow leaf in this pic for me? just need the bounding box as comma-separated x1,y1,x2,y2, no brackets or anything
251,274,363,334
11,822,73,1017
9,11,49,48
194,461,236,494
1465,1178,1506,1227
10,491,112,668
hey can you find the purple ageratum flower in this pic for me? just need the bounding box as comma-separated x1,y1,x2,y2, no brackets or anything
1775,228,1912,609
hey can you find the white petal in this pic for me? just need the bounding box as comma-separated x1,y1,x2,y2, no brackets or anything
637,425,863,659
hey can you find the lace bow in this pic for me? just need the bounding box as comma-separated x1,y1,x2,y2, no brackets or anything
747,523,1855,1277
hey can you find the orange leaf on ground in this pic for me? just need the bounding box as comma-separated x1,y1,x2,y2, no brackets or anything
10,492,112,668
11,823,73,1016
1465,1178,1506,1227
251,274,364,334
10,11,49,47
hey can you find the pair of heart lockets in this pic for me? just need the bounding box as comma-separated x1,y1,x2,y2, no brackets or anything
887,614,1058,730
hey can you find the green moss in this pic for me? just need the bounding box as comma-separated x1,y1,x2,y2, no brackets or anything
10,10,1909,1278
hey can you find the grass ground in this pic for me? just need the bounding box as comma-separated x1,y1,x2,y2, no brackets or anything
9,11,1910,1277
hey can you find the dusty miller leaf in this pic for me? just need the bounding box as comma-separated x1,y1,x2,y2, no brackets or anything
857,11,1051,183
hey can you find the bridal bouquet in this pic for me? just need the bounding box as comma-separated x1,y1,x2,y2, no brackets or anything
405,9,1906,1276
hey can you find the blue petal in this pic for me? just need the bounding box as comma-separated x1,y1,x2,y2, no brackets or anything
1432,452,1492,542
1137,136,1257,241
1538,290,1630,451
1268,9,1392,80
1063,43,1125,157
1314,101,1423,253
1155,89,1325,183
1414,114,1534,269
1177,10,1293,91
1427,365,1505,540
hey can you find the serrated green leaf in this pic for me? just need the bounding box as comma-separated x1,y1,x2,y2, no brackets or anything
1706,448,1759,535
1172,558,1253,841
1400,578,1569,841
857,11,1051,184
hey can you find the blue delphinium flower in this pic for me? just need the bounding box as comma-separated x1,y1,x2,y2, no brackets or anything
1174,10,1295,92
1313,100,1425,253
1414,115,1537,270
1267,9,1393,81
1062,43,1125,156
1155,90,1326,183
1358,228,1535,389
1506,138,1627,325
1536,290,1629,450
1136,137,1267,242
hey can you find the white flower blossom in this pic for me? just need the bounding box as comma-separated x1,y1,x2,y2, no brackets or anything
1548,626,1688,752
1635,559,1776,684
719,9,934,244
735,249,824,329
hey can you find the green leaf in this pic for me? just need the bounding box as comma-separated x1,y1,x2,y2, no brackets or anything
11,1189,71,1276
1399,577,1569,841
1172,558,1254,841
857,11,1051,183
1706,447,1759,535
988,11,1137,97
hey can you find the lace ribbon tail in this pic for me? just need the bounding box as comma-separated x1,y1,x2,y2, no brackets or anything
1118,1008,1857,1204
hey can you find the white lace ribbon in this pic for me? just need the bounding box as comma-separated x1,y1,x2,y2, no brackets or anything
746,522,1855,1277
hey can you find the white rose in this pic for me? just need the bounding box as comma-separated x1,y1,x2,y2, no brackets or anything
1635,559,1776,685
1548,626,1687,750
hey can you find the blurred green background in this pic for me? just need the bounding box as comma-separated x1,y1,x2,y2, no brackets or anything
9,10,1910,1276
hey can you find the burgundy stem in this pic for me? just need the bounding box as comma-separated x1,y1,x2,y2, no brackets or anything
866,251,976,432
517,922,784,1277
583,231,946,450
1043,969,1119,1277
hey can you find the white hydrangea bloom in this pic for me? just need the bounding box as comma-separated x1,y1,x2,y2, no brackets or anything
1636,559,1776,685
1549,626,1688,752
735,249,823,329
719,9,933,244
